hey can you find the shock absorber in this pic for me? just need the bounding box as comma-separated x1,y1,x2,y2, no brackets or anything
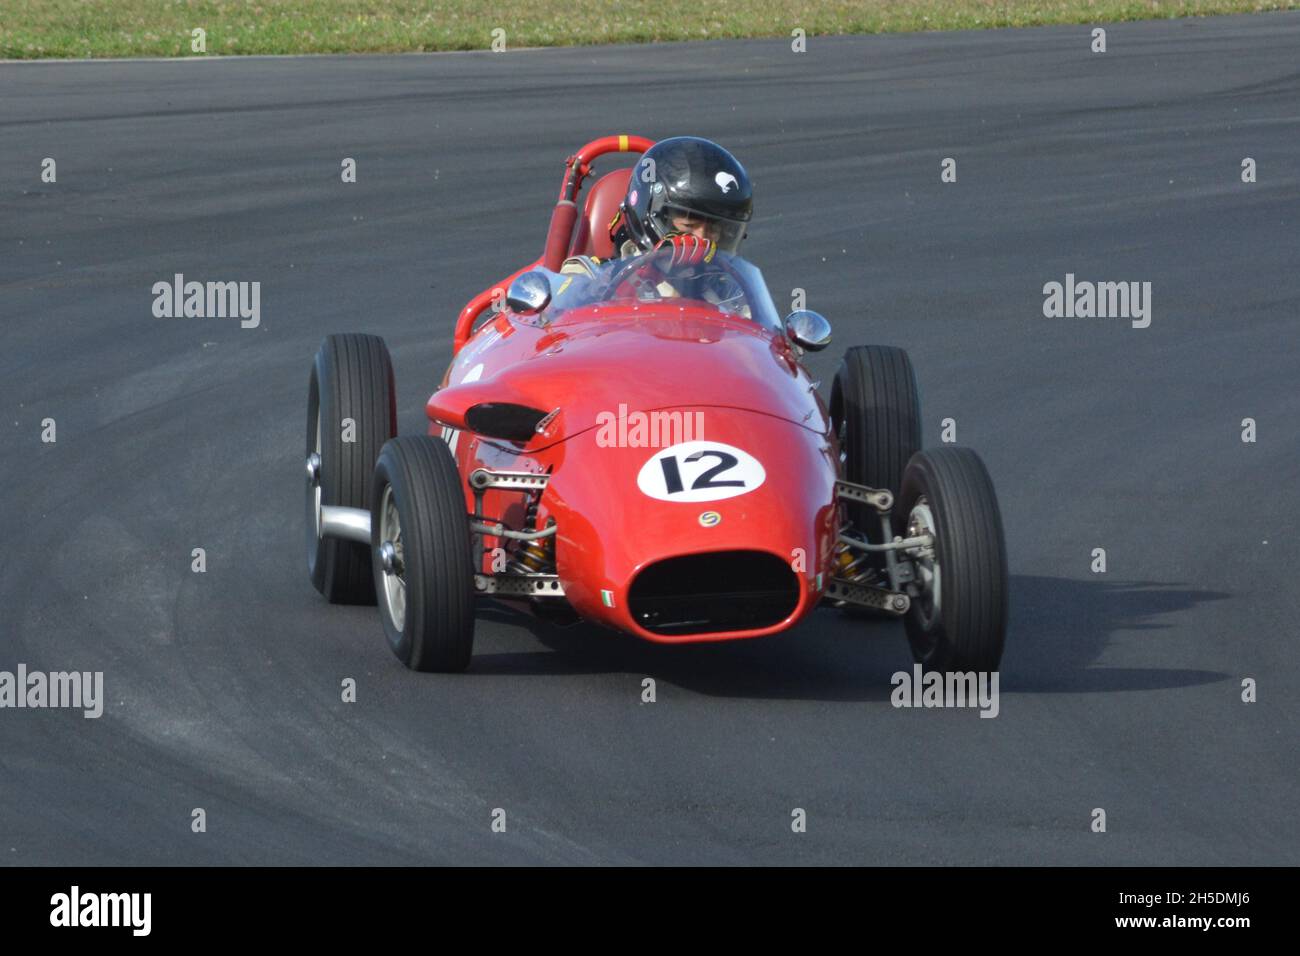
833,537,873,584
511,536,554,574
508,491,554,574
834,539,855,575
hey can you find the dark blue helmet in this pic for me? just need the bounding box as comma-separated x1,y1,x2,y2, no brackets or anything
610,137,753,255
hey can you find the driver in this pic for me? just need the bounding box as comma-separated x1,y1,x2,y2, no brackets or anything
562,136,753,281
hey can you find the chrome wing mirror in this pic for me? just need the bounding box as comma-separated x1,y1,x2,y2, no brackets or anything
506,271,552,315
784,310,832,351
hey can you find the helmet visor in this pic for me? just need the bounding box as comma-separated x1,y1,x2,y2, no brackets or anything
649,203,747,253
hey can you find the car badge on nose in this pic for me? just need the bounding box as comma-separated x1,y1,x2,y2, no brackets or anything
698,511,722,527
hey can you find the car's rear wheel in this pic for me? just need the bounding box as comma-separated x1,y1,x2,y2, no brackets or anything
832,345,922,501
371,437,476,672
831,346,921,581
306,333,397,604
895,447,1008,672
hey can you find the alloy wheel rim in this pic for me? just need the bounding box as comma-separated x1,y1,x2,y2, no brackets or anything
378,484,406,632
310,414,322,539
907,497,941,631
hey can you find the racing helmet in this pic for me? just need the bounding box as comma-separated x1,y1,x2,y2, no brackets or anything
610,137,753,255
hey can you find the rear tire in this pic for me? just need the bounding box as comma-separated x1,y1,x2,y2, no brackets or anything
371,437,476,673
832,346,921,580
306,333,396,604
832,345,921,518
895,447,1008,672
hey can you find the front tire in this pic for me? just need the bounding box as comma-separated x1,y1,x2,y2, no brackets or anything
895,447,1008,672
306,333,396,604
371,437,476,672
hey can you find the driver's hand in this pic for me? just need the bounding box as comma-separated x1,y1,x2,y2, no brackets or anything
655,234,716,268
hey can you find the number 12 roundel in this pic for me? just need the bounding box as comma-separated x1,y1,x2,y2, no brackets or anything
635,441,767,503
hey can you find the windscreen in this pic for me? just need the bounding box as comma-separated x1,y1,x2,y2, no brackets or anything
548,248,782,332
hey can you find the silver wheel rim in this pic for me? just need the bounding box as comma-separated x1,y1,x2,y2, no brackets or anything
378,484,406,632
310,414,322,539
836,410,848,470
907,498,941,630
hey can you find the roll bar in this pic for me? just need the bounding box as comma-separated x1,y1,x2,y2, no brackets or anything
453,134,654,354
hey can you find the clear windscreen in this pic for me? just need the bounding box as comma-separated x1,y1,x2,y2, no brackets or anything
548,248,782,332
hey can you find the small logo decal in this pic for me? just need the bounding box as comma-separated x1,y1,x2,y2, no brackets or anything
699,511,721,527
629,189,638,206
601,589,615,608
715,171,738,193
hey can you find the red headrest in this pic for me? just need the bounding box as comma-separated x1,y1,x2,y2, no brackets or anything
569,167,633,260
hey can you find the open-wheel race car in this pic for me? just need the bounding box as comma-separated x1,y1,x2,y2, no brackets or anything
304,135,1008,673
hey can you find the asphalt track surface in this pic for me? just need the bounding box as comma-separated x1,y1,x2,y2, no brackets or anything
2,14,1298,866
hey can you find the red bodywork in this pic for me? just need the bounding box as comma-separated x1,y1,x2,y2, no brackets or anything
431,137,840,643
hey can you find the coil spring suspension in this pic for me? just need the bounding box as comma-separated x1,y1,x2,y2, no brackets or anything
509,492,555,574
511,538,554,574
833,536,875,584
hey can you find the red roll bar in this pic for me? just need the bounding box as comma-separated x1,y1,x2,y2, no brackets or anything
453,134,654,354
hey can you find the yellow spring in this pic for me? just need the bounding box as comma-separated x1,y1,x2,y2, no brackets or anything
515,539,552,573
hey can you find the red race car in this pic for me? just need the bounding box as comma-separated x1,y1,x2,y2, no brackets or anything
304,135,1008,674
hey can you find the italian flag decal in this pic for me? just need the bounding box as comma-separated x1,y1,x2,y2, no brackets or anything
601,590,615,608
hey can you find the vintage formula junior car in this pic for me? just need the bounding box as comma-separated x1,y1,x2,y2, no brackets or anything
304,135,1008,673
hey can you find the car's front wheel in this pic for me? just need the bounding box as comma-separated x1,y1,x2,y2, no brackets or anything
371,437,476,672
895,447,1008,672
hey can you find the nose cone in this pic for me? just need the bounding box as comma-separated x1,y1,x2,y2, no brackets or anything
543,407,838,641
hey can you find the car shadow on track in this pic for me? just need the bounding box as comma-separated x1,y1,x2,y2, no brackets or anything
466,575,1231,701
469,601,903,702
1004,574,1232,694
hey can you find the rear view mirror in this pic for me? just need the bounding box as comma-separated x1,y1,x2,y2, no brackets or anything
506,271,552,315
784,310,832,351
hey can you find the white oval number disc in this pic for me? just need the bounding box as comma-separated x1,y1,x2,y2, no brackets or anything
636,441,766,502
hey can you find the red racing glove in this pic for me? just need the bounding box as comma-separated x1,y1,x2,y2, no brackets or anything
654,233,716,268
